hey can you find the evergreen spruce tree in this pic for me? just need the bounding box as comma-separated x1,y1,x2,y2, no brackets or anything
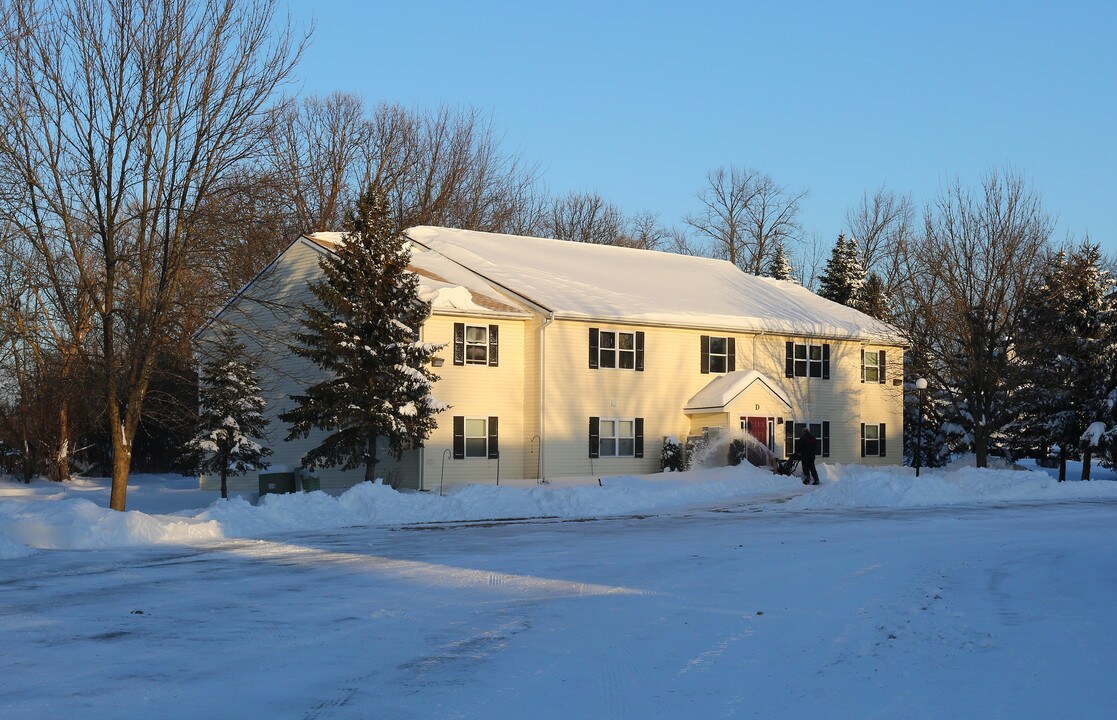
281,188,447,483
765,240,795,281
858,272,891,320
1012,243,1117,480
818,233,866,308
189,329,271,500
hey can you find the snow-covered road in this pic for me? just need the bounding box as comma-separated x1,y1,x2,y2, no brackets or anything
2,498,1114,719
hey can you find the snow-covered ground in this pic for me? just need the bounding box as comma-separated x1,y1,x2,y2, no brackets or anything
1,462,1115,718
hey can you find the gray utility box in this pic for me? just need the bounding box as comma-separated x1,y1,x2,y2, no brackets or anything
259,472,297,496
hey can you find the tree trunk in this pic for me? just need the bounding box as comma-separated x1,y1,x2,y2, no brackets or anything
1081,448,1092,481
974,431,989,468
220,450,229,499
53,402,70,483
1058,453,1066,482
365,431,378,483
109,429,131,511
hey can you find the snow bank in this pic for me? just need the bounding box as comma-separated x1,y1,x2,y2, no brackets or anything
784,463,1117,510
2,461,1116,558
0,465,790,556
200,465,793,535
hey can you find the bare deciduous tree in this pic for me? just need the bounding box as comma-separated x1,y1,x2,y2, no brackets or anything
845,186,915,296
265,100,541,237
902,168,1053,467
543,191,626,245
0,0,305,510
361,105,539,233
266,93,368,232
685,166,806,275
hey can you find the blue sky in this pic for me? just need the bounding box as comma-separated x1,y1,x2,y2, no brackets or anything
281,1,1116,255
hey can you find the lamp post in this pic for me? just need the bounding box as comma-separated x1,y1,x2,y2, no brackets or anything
914,378,927,477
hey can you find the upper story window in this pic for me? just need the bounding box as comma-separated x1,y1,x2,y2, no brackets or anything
601,331,634,369
861,349,887,384
701,335,736,374
465,326,489,364
785,342,830,379
589,328,645,371
453,323,499,367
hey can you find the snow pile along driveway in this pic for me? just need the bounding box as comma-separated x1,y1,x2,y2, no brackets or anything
0,465,792,557
2,461,1116,558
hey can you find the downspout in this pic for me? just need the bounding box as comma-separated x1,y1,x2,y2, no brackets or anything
418,322,427,492
539,312,555,481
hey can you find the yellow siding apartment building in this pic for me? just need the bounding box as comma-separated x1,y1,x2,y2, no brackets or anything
201,226,906,493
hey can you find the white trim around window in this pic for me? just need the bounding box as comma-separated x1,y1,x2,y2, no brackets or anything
464,417,489,458
464,325,489,365
599,418,636,457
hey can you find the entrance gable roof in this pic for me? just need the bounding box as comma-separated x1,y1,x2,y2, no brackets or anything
684,370,792,414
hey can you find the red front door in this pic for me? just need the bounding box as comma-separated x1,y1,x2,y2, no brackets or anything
745,417,768,447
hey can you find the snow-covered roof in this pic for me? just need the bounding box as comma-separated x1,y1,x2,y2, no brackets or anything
306,232,529,317
684,370,792,413
403,227,906,342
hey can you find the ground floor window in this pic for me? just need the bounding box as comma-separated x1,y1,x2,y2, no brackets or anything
453,416,499,459
589,416,645,458
784,420,830,457
600,419,635,457
861,422,887,457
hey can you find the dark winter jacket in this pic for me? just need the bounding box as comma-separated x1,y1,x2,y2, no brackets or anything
800,432,817,461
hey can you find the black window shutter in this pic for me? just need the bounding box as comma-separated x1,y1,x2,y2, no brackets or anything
785,341,794,377
878,350,886,384
727,337,736,372
860,349,865,383
588,416,600,458
453,416,465,459
785,420,794,456
489,325,499,367
453,323,465,366
879,423,886,457
634,418,644,458
589,328,599,369
700,335,710,374
488,416,499,459
635,331,645,372
822,421,830,457
822,344,831,379
860,422,866,458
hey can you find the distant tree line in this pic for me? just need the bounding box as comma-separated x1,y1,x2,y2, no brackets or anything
0,0,1113,506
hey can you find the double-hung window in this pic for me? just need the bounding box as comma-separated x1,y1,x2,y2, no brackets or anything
785,342,829,379
701,335,736,374
784,420,830,457
861,423,887,457
465,326,488,364
589,329,645,371
861,349,886,384
600,419,636,457
600,331,635,369
464,418,488,457
453,323,499,366
452,416,499,459
588,416,645,458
